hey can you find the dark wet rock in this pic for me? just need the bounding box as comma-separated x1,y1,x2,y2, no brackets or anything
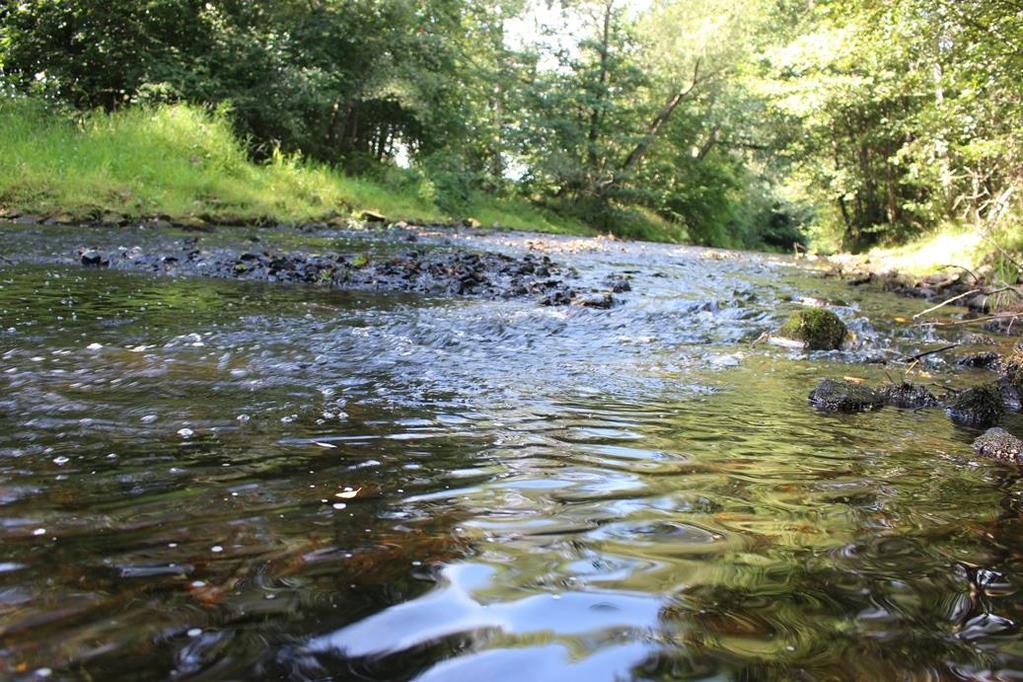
540,289,574,306
79,249,109,268
997,351,1023,389
604,275,632,293
15,213,41,225
956,351,1001,369
777,308,847,350
944,385,1005,427
995,351,1023,411
972,427,1023,465
963,294,991,313
808,378,884,412
878,382,939,408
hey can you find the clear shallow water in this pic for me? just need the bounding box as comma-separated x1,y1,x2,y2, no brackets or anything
2,225,1023,680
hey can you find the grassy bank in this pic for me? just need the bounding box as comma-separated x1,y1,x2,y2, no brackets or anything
829,222,1023,283
0,99,599,235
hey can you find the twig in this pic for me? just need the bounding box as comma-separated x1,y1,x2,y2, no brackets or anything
912,289,981,319
901,343,959,364
915,313,1023,327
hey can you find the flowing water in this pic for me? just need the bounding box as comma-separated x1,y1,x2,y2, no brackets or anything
1,224,1022,681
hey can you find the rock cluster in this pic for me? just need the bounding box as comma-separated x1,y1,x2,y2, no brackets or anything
74,243,626,307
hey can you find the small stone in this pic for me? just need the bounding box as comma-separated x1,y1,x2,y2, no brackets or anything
972,427,1023,465
808,378,884,412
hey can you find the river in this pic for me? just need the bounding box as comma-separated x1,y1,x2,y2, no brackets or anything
1,223,1021,680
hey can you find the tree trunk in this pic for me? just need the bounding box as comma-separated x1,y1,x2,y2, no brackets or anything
619,58,704,175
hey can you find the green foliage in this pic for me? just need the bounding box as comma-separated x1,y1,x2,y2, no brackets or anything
1,0,1020,252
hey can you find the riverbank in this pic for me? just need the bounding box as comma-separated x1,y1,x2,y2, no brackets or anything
0,99,686,242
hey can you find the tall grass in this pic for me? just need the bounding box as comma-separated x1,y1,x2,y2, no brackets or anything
0,99,595,234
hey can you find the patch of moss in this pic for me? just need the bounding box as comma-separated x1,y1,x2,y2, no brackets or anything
777,308,847,350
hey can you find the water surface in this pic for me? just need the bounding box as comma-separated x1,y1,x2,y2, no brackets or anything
1,224,1021,680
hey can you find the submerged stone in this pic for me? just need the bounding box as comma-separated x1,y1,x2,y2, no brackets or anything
944,385,1005,427
878,382,939,408
808,378,884,412
956,351,1001,369
777,308,847,350
972,427,1023,465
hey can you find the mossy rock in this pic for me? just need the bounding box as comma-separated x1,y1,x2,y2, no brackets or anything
777,308,847,350
945,385,1005,427
808,378,884,412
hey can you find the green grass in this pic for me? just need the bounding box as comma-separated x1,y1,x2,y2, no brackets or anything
858,220,1021,281
0,98,596,235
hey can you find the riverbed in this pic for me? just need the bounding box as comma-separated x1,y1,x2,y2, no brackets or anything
1,222,1021,680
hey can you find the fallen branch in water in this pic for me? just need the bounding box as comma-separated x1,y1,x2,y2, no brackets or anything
915,312,1022,328
901,343,960,363
913,289,981,319
912,284,1023,320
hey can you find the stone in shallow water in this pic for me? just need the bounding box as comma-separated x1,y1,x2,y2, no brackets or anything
956,351,1001,368
972,427,1023,465
808,378,884,412
80,249,109,267
572,292,615,309
878,382,939,408
777,308,847,350
944,385,1004,427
